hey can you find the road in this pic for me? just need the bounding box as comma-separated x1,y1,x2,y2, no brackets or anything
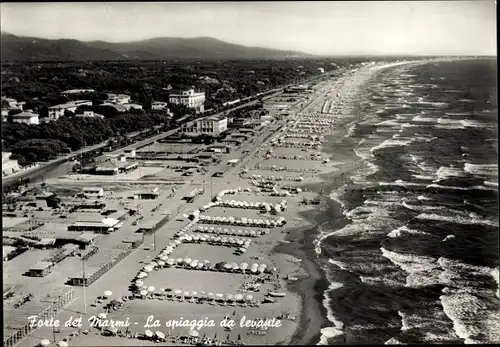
2,73,333,190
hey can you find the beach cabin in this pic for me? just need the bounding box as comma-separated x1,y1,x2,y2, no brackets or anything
83,187,104,199
29,261,54,277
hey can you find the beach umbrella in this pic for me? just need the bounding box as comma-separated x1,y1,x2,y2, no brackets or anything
225,294,234,301
135,280,144,286
157,260,165,266
231,262,239,271
184,258,192,264
98,313,107,319
190,261,198,268
190,330,199,337
148,286,155,292
216,293,224,300
184,291,191,298
140,290,148,296
156,331,165,339
137,272,147,278
57,342,68,347
167,258,175,266
245,295,254,302
208,292,215,298
103,290,112,298
191,291,198,298
223,263,232,270
234,294,244,302
174,289,182,296
174,240,182,245
143,266,153,273
39,339,51,346
175,258,183,264
240,262,248,271
145,330,153,338
197,263,204,269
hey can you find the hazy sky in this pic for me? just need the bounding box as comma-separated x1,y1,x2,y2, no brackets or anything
0,1,496,56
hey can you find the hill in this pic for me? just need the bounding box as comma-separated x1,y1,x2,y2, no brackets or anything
0,33,312,61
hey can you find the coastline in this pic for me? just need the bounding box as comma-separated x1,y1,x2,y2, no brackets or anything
276,61,416,346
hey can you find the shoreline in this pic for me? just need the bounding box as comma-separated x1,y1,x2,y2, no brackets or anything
276,61,415,346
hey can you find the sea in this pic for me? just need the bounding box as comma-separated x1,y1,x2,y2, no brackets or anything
318,59,499,344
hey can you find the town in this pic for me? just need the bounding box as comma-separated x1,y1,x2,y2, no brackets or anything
2,57,366,347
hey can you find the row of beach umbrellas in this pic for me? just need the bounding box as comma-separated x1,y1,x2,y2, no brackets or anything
195,215,286,228
178,234,252,248
192,227,268,237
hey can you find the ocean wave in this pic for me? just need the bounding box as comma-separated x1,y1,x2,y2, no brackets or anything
491,268,499,299
387,225,431,238
416,213,499,227
317,270,345,345
370,139,413,153
380,247,442,287
464,163,498,177
385,337,406,344
439,289,500,344
435,166,466,179
411,115,436,122
379,180,428,188
376,120,403,127
426,183,497,192
417,195,433,201
411,174,435,180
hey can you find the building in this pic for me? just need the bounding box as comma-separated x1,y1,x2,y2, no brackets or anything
68,217,120,233
48,100,92,120
123,103,143,111
181,116,228,137
151,101,172,113
75,111,104,119
82,187,104,199
61,89,95,95
12,111,39,125
1,97,25,111
107,93,131,105
169,89,206,113
94,160,138,175
29,261,54,277
124,149,136,158
133,187,160,200
2,152,21,177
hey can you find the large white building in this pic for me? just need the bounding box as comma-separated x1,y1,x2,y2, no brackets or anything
12,111,39,125
169,89,205,113
48,100,92,120
182,116,228,137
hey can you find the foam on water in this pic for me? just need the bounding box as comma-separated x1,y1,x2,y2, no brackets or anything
380,247,442,288
316,267,345,345
416,213,499,227
464,163,498,176
370,139,414,153
387,225,431,238
411,115,436,122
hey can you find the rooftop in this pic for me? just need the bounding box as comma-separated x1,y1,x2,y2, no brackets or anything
12,111,38,118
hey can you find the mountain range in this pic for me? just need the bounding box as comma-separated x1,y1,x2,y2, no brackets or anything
0,32,312,61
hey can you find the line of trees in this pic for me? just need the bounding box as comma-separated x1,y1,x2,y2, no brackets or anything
2,112,172,163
